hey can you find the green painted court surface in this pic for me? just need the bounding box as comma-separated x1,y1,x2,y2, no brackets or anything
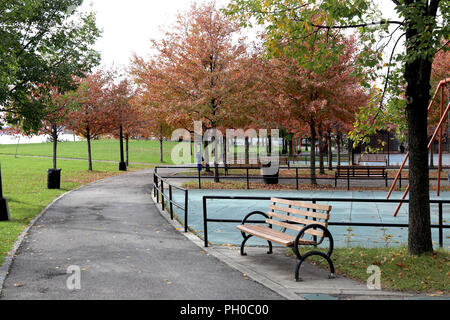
171,190,449,249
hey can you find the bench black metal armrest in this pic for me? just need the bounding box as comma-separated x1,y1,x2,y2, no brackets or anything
293,224,334,259
241,211,270,224
239,211,273,255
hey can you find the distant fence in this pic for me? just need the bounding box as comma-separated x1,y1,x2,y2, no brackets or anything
154,165,449,190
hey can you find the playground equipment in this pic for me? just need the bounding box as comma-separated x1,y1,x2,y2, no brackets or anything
387,78,450,217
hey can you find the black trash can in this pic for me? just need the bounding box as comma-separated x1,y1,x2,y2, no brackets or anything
119,161,127,171
47,169,62,189
262,164,279,185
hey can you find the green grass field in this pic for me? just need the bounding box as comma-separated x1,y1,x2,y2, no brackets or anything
0,139,181,164
0,154,148,266
0,139,287,165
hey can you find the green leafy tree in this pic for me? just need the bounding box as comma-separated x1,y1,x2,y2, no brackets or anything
0,0,101,133
226,0,449,255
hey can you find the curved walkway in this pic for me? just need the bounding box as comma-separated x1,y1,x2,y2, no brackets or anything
0,169,282,300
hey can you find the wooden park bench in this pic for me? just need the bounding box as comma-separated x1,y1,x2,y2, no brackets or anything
335,165,388,190
226,163,262,169
225,156,289,170
357,154,387,166
237,198,335,281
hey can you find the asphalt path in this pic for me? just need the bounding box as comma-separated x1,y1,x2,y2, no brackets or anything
0,168,283,300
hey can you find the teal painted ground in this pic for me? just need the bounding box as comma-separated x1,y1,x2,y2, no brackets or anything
170,190,449,249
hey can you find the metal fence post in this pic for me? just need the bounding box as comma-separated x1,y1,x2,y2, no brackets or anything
296,167,299,190
185,190,189,233
169,184,173,220
155,175,160,204
203,196,208,247
439,202,443,248
247,168,250,190
161,180,165,211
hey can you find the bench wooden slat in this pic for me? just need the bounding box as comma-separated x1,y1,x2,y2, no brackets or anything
237,224,317,246
268,204,330,220
266,219,324,238
267,211,327,227
270,198,332,212
237,224,294,246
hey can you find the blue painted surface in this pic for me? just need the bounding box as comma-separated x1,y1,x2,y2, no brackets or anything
170,189,449,249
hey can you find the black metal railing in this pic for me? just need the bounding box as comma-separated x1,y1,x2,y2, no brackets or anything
154,165,448,191
201,196,449,248
153,172,189,232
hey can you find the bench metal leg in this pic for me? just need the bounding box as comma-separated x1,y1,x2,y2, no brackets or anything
240,235,252,256
293,225,335,282
295,251,336,282
240,234,273,256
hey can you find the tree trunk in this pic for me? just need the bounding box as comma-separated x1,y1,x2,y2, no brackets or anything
204,140,211,172
126,134,129,166
213,129,220,183
245,137,250,164
160,136,164,163
223,136,228,175
337,134,342,167
309,122,317,185
288,137,293,160
318,126,325,174
87,127,93,171
404,31,434,255
327,133,333,171
268,135,272,154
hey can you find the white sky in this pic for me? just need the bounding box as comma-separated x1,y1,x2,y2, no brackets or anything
81,0,400,71
81,0,230,71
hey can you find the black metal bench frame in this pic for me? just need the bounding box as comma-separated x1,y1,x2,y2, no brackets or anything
335,166,388,190
237,198,335,282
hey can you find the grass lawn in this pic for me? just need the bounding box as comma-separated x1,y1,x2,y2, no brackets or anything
287,246,449,294
0,155,148,266
0,139,183,165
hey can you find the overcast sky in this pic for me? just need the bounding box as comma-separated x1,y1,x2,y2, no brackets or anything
81,0,229,71
81,0,400,71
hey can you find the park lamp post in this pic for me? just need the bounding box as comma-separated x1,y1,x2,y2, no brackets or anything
119,125,127,171
0,163,10,221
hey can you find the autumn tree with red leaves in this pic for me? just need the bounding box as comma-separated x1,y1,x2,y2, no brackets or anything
131,2,262,178
66,71,111,171
258,35,369,183
39,87,74,171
